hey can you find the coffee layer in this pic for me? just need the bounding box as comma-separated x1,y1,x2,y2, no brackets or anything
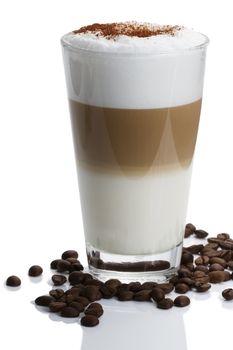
69,99,201,175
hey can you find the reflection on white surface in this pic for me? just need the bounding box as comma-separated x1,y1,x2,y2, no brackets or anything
81,300,187,350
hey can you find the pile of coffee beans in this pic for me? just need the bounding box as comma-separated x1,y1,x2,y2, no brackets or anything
5,224,233,327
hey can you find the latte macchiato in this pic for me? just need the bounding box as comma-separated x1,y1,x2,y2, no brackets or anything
61,22,209,280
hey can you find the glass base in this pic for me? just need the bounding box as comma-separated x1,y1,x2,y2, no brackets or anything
86,242,182,283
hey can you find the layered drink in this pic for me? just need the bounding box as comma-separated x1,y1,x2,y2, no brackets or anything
61,22,208,281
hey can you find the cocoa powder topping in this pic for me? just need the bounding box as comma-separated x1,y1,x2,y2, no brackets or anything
73,22,181,39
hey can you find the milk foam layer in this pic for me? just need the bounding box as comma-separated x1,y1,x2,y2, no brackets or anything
62,23,208,109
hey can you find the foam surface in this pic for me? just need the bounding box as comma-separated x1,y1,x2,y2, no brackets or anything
61,22,208,108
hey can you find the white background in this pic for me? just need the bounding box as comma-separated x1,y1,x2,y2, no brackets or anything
0,1,233,349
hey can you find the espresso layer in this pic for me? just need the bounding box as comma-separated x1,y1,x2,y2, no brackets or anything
69,99,201,174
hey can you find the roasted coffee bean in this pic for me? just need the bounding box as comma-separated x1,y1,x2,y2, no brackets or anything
208,271,226,283
68,271,85,285
65,257,79,264
117,290,134,301
181,252,194,265
50,259,61,270
81,315,99,327
158,283,174,294
195,256,209,265
194,229,208,239
73,296,89,307
85,279,103,287
60,306,80,317
185,263,195,272
128,282,142,292
66,286,83,297
219,250,233,262
222,288,233,301
116,283,130,294
105,279,122,289
28,265,43,277
174,296,190,307
217,233,230,240
52,274,67,286
193,270,206,279
209,257,227,268
202,243,219,251
207,237,221,244
85,303,103,317
227,261,233,271
72,263,84,271
68,302,84,312
151,287,165,302
82,273,93,283
157,298,174,310
195,265,209,274
49,301,67,312
184,244,204,254
140,282,157,290
175,283,189,294
6,275,21,287
61,250,78,260
178,268,193,278
209,263,224,272
178,278,195,287
134,290,152,301
203,249,222,258
57,259,72,273
100,285,116,299
35,295,54,306
49,288,65,300
194,282,211,292
169,276,179,285
185,223,196,238
224,271,231,281
82,285,100,302
219,240,233,250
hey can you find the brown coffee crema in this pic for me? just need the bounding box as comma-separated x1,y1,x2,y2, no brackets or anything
69,99,201,175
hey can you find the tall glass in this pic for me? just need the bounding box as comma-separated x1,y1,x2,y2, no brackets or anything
61,30,209,282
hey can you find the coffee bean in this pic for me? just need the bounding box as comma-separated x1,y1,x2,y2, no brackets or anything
208,271,226,283
219,240,233,250
49,289,65,300
195,256,209,265
184,244,204,254
82,285,100,302
204,249,222,258
50,259,61,270
73,296,90,307
209,257,227,268
68,271,85,285
219,250,233,262
195,265,209,274
6,275,21,287
81,315,99,327
49,301,67,312
68,302,84,312
100,285,116,299
28,265,43,277
209,263,224,272
57,259,72,273
175,283,189,294
105,279,122,289
178,268,193,278
178,278,195,287
194,229,208,239
185,223,196,238
193,270,206,279
128,282,141,292
61,250,78,260
52,274,67,286
224,271,231,281
157,298,174,309
194,283,211,292
222,288,233,301
174,296,190,307
151,287,165,302
169,276,179,285
117,290,134,301
140,282,157,290
181,252,194,265
60,306,80,317
207,237,221,244
217,233,230,240
158,283,174,294
72,263,84,271
185,263,195,272
85,302,103,317
134,290,152,301
202,243,219,251
85,279,103,287
35,295,54,306
227,261,233,271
